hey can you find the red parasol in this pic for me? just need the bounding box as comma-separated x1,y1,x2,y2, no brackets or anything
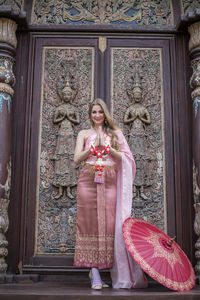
122,217,195,291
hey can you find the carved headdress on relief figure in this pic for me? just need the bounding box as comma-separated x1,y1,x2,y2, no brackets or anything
52,71,80,200
124,68,153,208
57,72,77,103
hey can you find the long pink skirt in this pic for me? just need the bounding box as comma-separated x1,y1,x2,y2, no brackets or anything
74,165,117,269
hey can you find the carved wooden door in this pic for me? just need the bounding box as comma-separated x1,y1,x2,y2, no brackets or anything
106,38,175,234
20,34,185,273
23,36,101,272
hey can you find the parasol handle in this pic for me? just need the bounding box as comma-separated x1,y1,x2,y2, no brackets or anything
168,236,176,246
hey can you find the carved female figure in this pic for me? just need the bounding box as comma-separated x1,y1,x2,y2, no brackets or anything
124,75,151,201
52,77,79,199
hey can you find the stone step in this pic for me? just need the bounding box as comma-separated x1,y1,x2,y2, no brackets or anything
0,281,199,300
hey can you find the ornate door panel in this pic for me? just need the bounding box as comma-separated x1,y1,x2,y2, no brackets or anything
106,38,175,235
23,36,101,271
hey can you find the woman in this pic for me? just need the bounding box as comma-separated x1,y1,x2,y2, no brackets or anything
74,98,148,289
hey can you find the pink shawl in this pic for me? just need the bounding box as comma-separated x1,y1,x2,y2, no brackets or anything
111,130,148,289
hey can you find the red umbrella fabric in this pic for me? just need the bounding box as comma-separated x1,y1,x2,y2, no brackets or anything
122,217,195,291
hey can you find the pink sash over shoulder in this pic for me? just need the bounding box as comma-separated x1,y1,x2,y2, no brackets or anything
111,130,148,289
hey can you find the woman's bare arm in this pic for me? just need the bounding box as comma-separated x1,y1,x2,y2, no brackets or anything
74,130,91,165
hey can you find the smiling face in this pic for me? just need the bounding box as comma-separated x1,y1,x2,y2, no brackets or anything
90,104,105,127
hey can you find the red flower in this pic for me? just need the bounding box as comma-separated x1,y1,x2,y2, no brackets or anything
96,151,102,158
105,146,111,153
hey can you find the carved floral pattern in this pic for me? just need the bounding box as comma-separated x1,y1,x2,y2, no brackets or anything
0,58,15,113
190,59,200,117
31,0,173,26
181,0,200,15
0,162,11,273
194,203,200,275
0,0,24,9
111,48,165,231
190,58,200,208
189,26,200,278
193,162,200,205
35,47,94,254
0,57,15,87
0,18,16,273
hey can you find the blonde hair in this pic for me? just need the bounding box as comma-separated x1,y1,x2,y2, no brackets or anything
89,98,120,150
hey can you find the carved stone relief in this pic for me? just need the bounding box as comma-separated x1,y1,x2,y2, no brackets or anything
31,0,173,26
0,57,15,90
52,73,80,200
124,70,152,205
193,163,200,204
0,197,9,273
190,59,200,117
35,47,94,255
181,0,200,15
194,203,200,276
111,48,165,231
0,58,15,84
189,21,200,280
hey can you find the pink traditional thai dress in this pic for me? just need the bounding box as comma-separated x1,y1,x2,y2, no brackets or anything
74,130,148,289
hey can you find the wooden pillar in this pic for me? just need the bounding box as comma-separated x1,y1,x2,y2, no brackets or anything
0,18,17,273
189,21,200,284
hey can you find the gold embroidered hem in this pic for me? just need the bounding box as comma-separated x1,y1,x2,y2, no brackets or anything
74,234,114,269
